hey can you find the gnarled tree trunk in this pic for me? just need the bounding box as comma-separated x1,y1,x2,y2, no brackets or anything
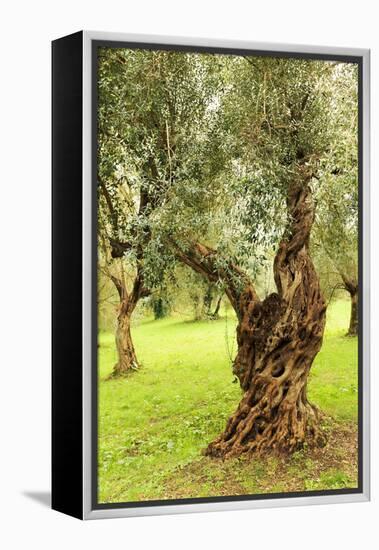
112,304,139,376
174,165,327,458
207,176,326,457
108,271,148,378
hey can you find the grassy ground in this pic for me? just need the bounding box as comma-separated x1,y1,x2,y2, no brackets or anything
98,299,358,503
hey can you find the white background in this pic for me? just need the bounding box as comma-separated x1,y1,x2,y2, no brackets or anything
0,1,377,548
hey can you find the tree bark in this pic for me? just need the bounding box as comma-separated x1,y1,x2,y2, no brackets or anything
112,306,139,375
208,173,326,457
98,162,153,378
203,285,214,318
348,290,358,336
108,270,149,378
212,295,222,319
202,285,222,319
173,163,327,458
340,274,358,337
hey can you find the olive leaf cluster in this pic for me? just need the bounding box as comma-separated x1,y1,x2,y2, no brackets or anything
97,48,358,295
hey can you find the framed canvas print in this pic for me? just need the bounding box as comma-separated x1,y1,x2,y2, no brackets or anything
52,31,370,519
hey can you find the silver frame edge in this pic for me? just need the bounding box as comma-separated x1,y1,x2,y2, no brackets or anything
82,30,370,520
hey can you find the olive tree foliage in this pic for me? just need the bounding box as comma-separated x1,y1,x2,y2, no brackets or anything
158,56,341,280
98,47,230,289
98,48,358,316
225,57,337,241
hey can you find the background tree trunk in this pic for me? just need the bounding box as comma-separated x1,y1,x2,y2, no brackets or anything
341,275,358,337
203,285,222,319
152,297,169,319
347,289,358,336
212,295,222,319
108,270,148,378
112,306,139,376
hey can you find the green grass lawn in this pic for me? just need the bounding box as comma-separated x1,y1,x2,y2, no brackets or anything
98,299,358,503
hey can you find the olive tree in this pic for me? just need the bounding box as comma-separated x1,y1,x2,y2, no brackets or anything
100,48,358,457
160,57,358,457
97,47,228,375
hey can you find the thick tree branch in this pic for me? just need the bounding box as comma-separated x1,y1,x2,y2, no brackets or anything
109,274,128,302
340,272,358,296
170,239,259,319
109,238,133,259
98,175,119,233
